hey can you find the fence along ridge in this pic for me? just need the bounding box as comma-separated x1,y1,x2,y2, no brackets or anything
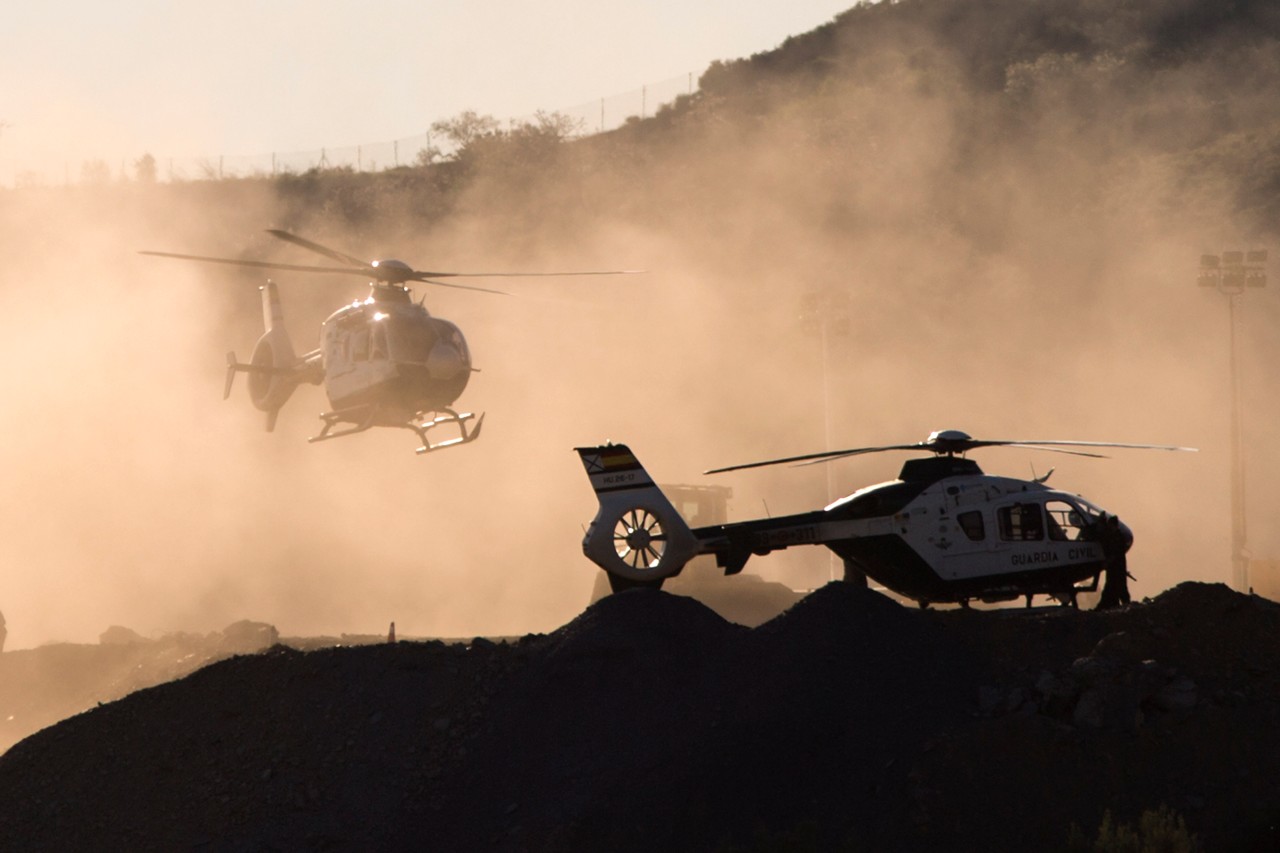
15,72,698,186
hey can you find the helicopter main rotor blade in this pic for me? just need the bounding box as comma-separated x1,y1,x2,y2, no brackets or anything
964,439,1198,453
705,444,922,474
417,277,510,295
406,269,645,279
265,229,371,268
268,229,643,280
705,438,1196,475
968,444,1108,459
139,251,371,277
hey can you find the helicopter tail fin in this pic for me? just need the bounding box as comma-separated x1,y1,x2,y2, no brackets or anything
261,278,288,335
575,444,700,588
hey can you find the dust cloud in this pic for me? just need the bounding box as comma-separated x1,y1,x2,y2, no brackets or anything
1,7,1276,649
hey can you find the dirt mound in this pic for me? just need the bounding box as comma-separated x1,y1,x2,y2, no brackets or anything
0,582,1277,851
0,622,284,755
540,585,743,667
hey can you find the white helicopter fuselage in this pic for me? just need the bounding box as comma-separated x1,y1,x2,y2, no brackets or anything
144,227,635,453
317,289,473,426
225,279,483,452
692,457,1118,605
577,445,1132,608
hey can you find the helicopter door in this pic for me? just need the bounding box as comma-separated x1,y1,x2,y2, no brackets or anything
986,501,1054,577
322,312,380,405
1045,500,1090,542
349,327,370,362
997,503,1045,541
324,313,366,378
1045,498,1105,566
370,322,388,362
934,508,995,582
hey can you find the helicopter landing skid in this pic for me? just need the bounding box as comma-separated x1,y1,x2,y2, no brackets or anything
307,405,484,453
410,409,484,454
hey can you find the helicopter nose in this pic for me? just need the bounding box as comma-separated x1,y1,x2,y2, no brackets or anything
1118,518,1135,552
426,341,466,380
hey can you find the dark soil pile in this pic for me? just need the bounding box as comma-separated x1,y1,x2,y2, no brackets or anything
0,620,280,755
0,581,1277,852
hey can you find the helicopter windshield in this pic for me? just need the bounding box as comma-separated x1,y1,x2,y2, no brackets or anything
385,315,435,363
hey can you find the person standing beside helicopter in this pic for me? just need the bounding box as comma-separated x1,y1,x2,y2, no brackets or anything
1095,513,1132,609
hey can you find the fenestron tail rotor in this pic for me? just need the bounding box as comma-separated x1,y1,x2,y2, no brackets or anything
613,508,669,571
706,428,1197,475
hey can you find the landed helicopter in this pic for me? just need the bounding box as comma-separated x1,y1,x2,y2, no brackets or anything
575,430,1194,609
143,230,634,453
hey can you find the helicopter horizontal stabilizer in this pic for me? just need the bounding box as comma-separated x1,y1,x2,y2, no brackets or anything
223,351,302,399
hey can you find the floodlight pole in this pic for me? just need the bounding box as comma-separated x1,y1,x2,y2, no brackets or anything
802,291,850,581
1199,250,1268,591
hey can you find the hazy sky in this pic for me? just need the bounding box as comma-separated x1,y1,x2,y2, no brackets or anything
1,1,854,183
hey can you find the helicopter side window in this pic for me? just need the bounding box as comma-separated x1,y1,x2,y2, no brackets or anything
350,328,370,361
370,323,388,360
997,503,1044,541
957,510,985,541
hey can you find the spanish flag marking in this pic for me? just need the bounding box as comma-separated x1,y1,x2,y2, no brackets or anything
584,450,639,473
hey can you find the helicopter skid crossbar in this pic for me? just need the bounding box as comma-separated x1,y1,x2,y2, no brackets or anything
412,409,485,454
308,404,380,443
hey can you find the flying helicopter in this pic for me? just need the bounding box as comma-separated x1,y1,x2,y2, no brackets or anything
575,430,1195,609
142,229,635,453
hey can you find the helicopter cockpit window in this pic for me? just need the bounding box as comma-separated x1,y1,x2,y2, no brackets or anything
957,510,985,541
1045,500,1090,541
997,503,1044,541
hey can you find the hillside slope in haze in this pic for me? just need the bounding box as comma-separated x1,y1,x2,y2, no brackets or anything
0,582,1277,851
245,0,1280,248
